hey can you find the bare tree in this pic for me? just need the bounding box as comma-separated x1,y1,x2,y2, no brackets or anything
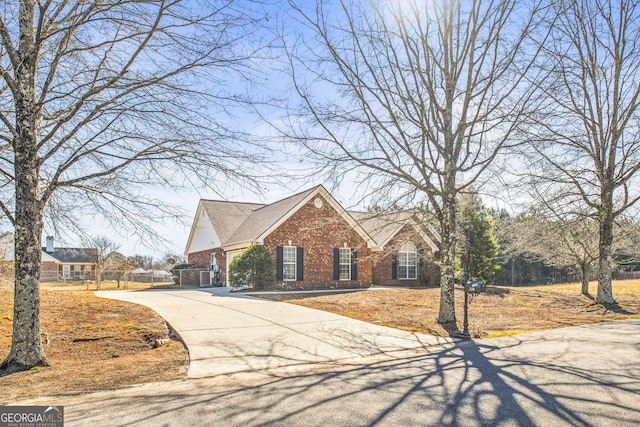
279,0,544,323
525,0,640,305
611,215,640,273
103,251,135,289
498,211,599,295
0,0,269,373
83,235,121,289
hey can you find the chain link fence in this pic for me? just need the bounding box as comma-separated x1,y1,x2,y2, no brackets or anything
1,265,218,289
613,271,640,280
171,268,210,287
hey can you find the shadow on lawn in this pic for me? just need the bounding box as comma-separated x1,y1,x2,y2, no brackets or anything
597,302,635,315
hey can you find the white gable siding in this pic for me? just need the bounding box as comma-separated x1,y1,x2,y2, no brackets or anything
189,208,222,253
41,252,58,262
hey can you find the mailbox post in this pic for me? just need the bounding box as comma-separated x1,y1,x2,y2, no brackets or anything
463,288,470,338
462,280,485,338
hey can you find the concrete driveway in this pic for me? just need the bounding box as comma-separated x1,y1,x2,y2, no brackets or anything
18,317,640,426
96,288,452,378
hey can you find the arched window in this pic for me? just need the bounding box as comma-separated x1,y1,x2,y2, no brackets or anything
399,242,417,280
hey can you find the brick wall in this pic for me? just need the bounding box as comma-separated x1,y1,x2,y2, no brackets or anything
40,262,97,282
188,247,226,284
263,196,373,289
40,261,58,282
372,223,440,287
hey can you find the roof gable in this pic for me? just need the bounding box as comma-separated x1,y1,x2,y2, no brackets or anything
254,186,377,249
186,185,378,252
203,200,264,244
350,210,440,252
225,186,322,247
184,199,264,255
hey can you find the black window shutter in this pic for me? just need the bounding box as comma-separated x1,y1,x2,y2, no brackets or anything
391,253,398,280
333,248,340,280
276,246,283,281
296,247,304,281
351,249,358,280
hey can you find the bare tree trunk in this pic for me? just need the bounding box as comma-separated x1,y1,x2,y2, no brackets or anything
281,0,541,325
596,205,615,304
580,262,590,297
1,0,49,371
438,188,457,324
0,0,267,374
528,0,640,305
2,191,49,372
438,225,457,324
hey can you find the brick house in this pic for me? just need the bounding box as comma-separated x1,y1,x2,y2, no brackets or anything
0,232,97,281
185,185,440,288
351,211,441,287
41,244,97,282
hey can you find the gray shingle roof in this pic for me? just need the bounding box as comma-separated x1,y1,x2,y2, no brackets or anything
350,210,441,250
201,186,319,247
349,211,415,246
201,200,265,245
42,247,96,263
196,186,439,252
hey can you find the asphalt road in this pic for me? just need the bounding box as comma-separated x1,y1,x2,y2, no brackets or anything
20,318,640,426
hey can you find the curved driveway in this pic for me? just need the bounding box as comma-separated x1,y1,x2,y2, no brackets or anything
96,288,453,378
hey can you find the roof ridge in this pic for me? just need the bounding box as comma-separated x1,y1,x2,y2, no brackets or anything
42,246,95,250
200,199,266,207
252,185,323,212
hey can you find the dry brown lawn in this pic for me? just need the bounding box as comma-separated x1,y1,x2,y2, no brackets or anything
0,285,188,403
263,280,640,338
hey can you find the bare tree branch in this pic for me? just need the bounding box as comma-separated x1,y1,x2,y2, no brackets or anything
276,0,545,323
524,0,640,304
0,0,272,373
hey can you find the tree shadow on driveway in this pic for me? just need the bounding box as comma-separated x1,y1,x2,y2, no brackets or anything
62,320,640,427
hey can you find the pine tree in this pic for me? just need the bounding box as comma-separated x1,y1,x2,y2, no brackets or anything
457,192,499,285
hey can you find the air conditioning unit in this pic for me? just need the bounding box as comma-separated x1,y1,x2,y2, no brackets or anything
199,271,211,287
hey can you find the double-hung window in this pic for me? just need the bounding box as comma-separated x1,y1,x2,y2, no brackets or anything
276,246,303,282
399,242,417,280
338,248,351,281
333,247,357,281
282,246,297,281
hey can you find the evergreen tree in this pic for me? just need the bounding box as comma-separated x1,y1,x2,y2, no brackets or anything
457,192,499,285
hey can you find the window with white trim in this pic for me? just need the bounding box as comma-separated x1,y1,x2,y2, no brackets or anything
338,248,351,280
282,246,297,281
399,242,417,279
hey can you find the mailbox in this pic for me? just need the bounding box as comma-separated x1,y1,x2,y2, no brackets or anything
464,280,485,293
